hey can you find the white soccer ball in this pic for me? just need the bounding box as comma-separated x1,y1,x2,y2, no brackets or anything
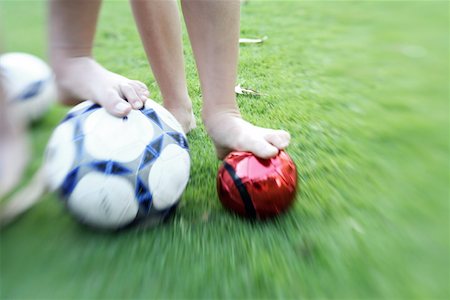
0,52,57,122
44,100,191,229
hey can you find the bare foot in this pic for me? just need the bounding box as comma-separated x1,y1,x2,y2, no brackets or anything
203,109,291,159
164,100,196,134
53,57,150,117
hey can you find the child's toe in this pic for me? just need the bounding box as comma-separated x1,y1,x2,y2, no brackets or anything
265,129,291,149
101,94,132,117
120,83,143,109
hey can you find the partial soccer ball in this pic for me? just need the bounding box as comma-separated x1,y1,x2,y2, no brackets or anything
0,52,57,122
44,100,190,230
217,151,297,219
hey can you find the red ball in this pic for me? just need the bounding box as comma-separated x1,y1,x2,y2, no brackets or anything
217,151,298,219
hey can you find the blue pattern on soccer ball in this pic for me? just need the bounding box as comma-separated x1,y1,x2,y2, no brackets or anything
135,177,153,212
166,132,189,149
141,108,162,128
16,79,45,101
139,135,164,170
61,167,80,198
90,160,132,175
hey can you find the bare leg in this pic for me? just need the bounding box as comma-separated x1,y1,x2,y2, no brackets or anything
181,0,290,159
49,0,150,117
0,76,29,198
130,0,195,133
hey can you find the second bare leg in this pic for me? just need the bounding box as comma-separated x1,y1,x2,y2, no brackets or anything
131,0,196,133
182,0,290,159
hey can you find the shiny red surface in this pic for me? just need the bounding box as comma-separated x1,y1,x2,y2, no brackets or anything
217,151,298,219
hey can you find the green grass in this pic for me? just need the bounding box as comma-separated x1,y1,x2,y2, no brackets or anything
1,0,449,298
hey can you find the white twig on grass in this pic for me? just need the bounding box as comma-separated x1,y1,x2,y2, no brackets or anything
235,84,262,96
239,36,268,44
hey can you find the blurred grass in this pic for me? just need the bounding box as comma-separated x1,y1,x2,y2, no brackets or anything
0,0,449,299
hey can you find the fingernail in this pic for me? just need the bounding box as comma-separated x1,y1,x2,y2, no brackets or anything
115,102,130,113
140,95,148,101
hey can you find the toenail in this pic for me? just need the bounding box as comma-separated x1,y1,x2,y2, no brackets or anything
133,101,143,109
115,102,130,113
